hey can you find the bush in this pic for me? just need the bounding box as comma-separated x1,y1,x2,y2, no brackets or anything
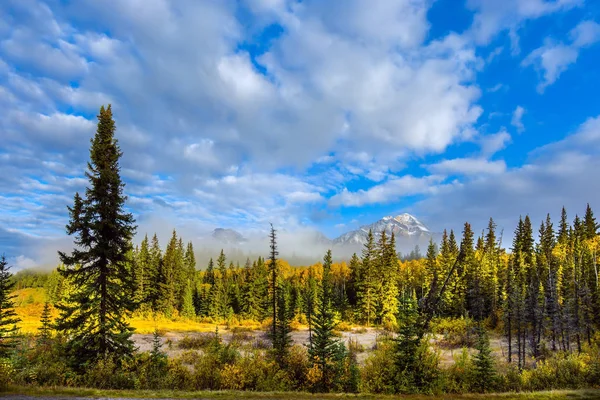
81,356,136,389
521,352,590,391
431,317,476,348
0,360,13,390
360,337,396,394
348,337,365,353
177,333,214,349
336,321,353,331
444,347,474,393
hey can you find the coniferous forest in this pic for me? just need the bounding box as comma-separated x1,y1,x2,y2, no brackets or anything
2,106,600,395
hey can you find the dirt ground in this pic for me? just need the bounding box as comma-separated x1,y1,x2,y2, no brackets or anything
132,328,508,367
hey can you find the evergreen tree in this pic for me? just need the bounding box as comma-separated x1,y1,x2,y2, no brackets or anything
357,230,377,325
303,269,318,349
393,292,423,392
347,253,361,308
209,250,231,320
269,224,291,365
472,327,496,393
379,231,399,328
148,234,163,312
0,255,19,357
38,301,53,346
204,258,215,285
55,105,137,367
309,249,344,392
181,279,195,319
135,235,151,306
273,281,293,367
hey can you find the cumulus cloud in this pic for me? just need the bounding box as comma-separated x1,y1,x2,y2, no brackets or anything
414,114,600,244
467,0,582,45
328,175,445,207
511,106,526,132
0,0,595,267
522,20,600,92
426,158,507,175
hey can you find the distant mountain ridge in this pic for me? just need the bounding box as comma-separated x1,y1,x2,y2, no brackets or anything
211,228,246,245
209,213,437,257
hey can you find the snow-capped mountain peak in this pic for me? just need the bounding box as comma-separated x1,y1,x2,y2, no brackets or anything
332,213,432,247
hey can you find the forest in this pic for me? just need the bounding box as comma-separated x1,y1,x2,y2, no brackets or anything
1,106,600,396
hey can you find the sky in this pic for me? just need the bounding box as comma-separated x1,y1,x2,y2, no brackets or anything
2,0,600,269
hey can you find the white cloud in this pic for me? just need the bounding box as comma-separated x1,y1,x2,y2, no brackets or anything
479,129,512,156
426,158,507,175
511,106,526,132
413,114,600,243
467,0,582,44
570,20,600,47
328,175,444,207
522,20,600,92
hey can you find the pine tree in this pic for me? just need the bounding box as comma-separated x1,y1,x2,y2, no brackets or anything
135,235,151,306
209,250,231,320
204,258,215,285
472,327,496,393
269,224,279,342
379,231,399,328
55,105,137,367
393,292,422,392
148,234,163,312
181,279,195,319
304,269,318,349
273,281,293,367
309,249,344,392
269,224,291,365
357,230,377,325
0,255,19,357
347,253,361,308
38,302,53,346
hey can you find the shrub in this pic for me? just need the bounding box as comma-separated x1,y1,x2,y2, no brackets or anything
177,333,214,349
348,337,365,353
81,356,136,389
360,337,396,394
444,347,474,393
0,360,13,390
336,321,353,331
431,317,476,348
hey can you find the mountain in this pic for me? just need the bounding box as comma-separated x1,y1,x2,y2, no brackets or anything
211,228,246,245
332,213,435,250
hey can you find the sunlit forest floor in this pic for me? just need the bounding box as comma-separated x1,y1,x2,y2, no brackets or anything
4,387,600,399
13,288,508,368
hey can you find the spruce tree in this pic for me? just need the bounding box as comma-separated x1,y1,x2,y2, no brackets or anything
357,230,377,325
393,292,422,392
0,255,19,357
472,327,496,393
135,235,151,306
38,302,53,346
181,279,196,319
148,234,163,312
309,249,343,392
55,105,137,367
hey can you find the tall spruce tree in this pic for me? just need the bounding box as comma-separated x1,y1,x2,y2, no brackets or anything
309,249,343,392
269,224,291,365
55,105,137,367
357,230,377,325
0,255,20,357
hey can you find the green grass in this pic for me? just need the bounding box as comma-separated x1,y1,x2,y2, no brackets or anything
3,387,600,399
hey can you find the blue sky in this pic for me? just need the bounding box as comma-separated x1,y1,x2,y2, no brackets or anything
2,0,600,268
